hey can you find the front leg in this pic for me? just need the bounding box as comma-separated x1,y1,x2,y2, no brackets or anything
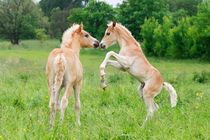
100,51,130,90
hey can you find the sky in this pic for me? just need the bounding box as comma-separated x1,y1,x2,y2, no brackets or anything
33,0,123,7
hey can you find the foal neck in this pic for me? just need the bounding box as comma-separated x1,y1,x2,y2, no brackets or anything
61,39,81,56
116,25,140,50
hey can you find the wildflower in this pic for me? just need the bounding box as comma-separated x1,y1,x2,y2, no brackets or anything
67,117,70,120
196,93,199,96
51,135,53,138
38,120,40,123
195,106,198,109
0,136,2,138
24,128,26,132
30,114,32,117
46,96,48,99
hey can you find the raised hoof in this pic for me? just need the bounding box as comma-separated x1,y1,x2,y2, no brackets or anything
103,87,106,91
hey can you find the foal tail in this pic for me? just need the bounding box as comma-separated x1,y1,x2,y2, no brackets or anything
53,54,66,98
163,82,178,107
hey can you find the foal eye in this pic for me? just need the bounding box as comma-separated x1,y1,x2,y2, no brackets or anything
106,32,110,36
85,34,89,38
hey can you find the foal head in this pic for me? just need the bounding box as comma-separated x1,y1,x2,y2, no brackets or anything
61,23,99,49
100,20,118,49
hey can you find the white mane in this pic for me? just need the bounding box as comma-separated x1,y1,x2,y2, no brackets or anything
108,22,140,46
60,24,79,48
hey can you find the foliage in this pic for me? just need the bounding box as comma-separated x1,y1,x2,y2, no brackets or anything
49,8,70,39
153,16,173,57
190,1,210,60
141,1,210,60
117,0,169,40
140,17,159,56
68,0,115,39
39,0,88,17
169,17,193,58
0,0,40,44
193,71,210,83
171,9,188,25
35,29,49,43
169,0,202,16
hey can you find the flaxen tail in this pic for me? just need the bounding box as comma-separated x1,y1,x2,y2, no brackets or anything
53,54,66,104
163,82,177,107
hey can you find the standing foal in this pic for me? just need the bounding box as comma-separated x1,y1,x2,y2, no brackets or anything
99,21,177,126
46,23,99,126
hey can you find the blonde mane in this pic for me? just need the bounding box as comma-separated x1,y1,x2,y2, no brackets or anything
108,22,140,47
60,24,79,48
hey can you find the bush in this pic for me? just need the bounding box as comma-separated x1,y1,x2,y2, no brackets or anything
153,16,172,57
168,17,193,58
193,71,210,83
190,1,210,60
35,29,50,43
140,17,159,56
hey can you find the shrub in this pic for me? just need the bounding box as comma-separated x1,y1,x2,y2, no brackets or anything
190,1,210,60
168,17,193,58
193,71,210,83
35,29,49,43
140,17,159,56
153,16,172,57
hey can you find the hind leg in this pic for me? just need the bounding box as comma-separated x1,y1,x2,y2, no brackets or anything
60,83,73,121
54,87,62,112
74,80,82,126
47,74,56,127
142,94,155,126
137,83,145,99
141,77,162,126
49,92,55,127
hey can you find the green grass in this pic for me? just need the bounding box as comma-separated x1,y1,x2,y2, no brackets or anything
0,40,209,139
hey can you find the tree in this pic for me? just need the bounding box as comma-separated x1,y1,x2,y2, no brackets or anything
49,8,69,39
39,0,88,17
190,1,210,60
0,0,39,44
140,17,159,55
169,0,202,16
117,0,169,40
68,0,115,39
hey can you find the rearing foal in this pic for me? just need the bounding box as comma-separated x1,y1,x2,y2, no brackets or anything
46,23,99,126
99,21,177,125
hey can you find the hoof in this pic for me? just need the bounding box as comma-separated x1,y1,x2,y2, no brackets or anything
103,87,106,91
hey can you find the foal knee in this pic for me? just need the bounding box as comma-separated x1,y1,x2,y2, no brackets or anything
61,96,68,110
74,99,80,110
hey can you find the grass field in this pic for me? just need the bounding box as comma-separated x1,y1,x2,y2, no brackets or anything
0,40,209,139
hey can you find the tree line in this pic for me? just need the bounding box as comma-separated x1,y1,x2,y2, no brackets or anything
0,0,209,60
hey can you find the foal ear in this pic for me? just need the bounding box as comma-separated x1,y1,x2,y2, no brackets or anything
112,20,116,28
76,22,83,33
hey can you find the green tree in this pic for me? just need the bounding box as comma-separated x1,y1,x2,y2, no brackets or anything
0,0,39,44
49,8,69,39
117,0,169,40
39,0,88,17
190,1,210,60
140,17,159,56
153,16,173,57
68,0,115,39
169,0,202,16
168,17,193,58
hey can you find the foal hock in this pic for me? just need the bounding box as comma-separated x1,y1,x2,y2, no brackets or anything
99,21,177,126
46,23,99,127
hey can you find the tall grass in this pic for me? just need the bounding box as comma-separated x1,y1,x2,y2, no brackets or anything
0,40,209,139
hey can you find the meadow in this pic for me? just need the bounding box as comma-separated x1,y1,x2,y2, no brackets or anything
0,40,209,139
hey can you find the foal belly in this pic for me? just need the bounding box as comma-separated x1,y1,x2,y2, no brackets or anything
127,67,147,83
